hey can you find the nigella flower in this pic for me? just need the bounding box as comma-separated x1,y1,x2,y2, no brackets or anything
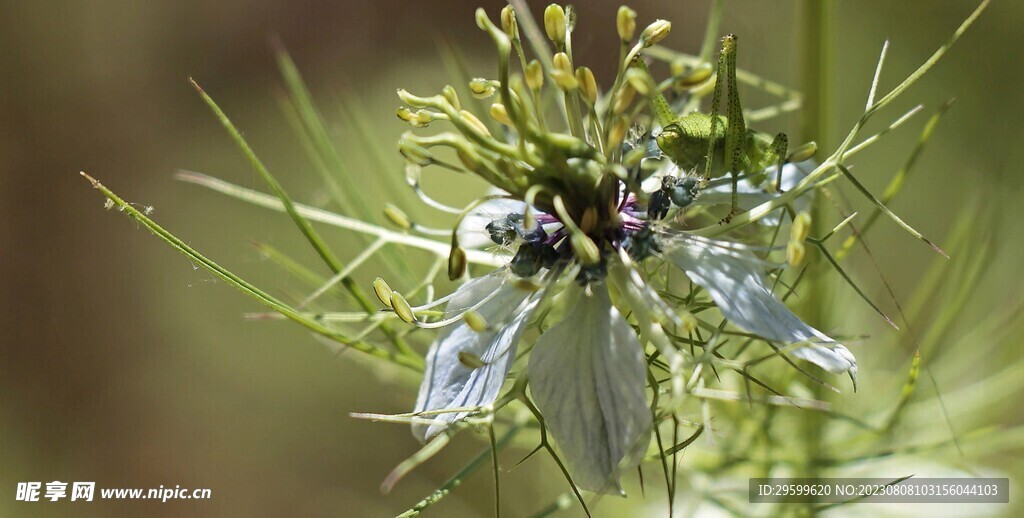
80,0,990,511
387,4,857,495
412,202,855,493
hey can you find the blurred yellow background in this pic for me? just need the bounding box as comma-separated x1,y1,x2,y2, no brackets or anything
1,0,1021,516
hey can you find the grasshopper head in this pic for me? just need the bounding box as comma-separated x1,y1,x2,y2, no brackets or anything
655,122,687,161
656,115,716,170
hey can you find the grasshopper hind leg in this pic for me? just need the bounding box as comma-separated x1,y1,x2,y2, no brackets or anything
770,132,789,193
718,34,745,224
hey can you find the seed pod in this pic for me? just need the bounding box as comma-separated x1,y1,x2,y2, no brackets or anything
525,60,544,90
616,6,637,42
463,310,488,332
640,20,671,47
448,245,467,280
544,4,566,44
576,66,598,105
787,240,806,267
372,277,393,308
391,292,416,323
383,204,411,230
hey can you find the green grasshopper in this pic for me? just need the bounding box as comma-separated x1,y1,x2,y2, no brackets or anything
641,35,814,222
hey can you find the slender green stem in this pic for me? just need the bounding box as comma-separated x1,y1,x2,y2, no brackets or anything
836,100,954,260
397,423,523,517
797,0,835,509
191,79,416,356
81,172,423,371
698,0,725,65
175,171,506,268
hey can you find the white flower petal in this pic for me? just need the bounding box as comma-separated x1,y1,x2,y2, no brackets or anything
528,286,652,494
697,160,816,226
663,234,857,381
413,272,533,441
456,196,527,250
640,161,678,194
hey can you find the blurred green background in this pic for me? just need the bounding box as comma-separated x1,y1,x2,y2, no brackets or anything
1,0,1021,516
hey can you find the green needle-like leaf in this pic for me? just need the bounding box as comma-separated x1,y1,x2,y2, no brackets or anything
81,172,423,371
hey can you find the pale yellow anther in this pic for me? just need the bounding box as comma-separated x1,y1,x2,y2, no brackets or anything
617,6,637,42
489,103,513,126
514,278,543,292
456,147,481,172
679,310,698,334
441,85,461,111
398,138,433,166
396,106,415,122
396,107,433,128
404,163,422,187
523,207,537,230
544,4,566,44
551,52,578,90
639,19,671,47
463,310,488,332
571,233,601,265
624,67,654,96
674,63,713,88
458,351,486,369
787,240,806,267
788,141,818,163
372,277,393,308
525,60,544,91
500,5,518,39
792,211,812,243
580,207,597,234
469,78,497,99
391,292,416,323
459,109,491,137
384,204,412,230
607,116,630,150
448,246,467,280
613,83,636,114
576,67,598,105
